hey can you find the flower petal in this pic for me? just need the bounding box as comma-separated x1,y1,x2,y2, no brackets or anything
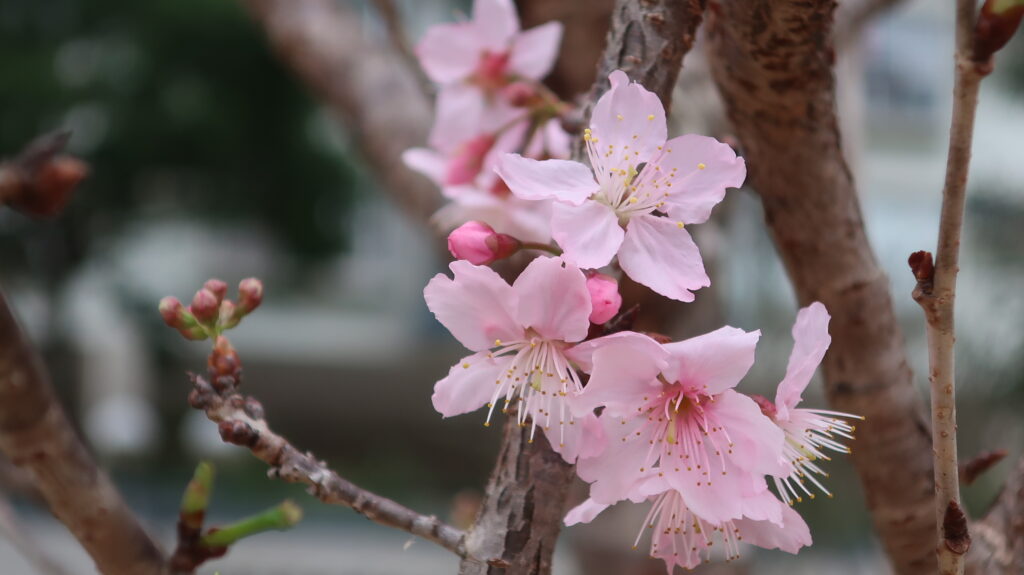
429,85,490,151
734,504,812,554
551,200,624,269
496,154,599,205
432,352,505,417
588,70,667,172
661,327,761,395
424,260,523,351
511,256,590,343
402,148,446,185
618,215,709,302
775,302,832,420
416,23,483,84
564,498,610,526
576,416,656,504
710,390,788,477
649,134,746,224
472,0,520,51
547,411,608,464
568,332,668,418
508,21,563,80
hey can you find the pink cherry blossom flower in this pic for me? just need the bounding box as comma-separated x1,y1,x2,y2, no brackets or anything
585,272,622,324
415,0,563,90
566,326,788,524
425,256,666,462
495,70,746,301
753,302,861,504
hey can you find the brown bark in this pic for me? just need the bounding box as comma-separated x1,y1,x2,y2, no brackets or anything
0,292,166,575
968,457,1024,574
706,1,935,573
240,0,440,227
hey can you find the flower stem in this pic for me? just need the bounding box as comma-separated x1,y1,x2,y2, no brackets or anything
200,501,303,549
180,461,215,521
520,242,562,256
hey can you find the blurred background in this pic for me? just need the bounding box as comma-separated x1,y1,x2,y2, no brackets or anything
0,0,1022,573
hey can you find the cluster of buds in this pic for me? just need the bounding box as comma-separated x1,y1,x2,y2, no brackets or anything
160,278,263,340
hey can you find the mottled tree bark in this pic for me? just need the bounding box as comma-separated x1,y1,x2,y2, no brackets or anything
968,456,1024,574
0,292,166,575
706,1,935,573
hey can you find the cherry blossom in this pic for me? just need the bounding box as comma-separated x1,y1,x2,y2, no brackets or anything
752,302,862,504
496,70,746,301
446,221,520,265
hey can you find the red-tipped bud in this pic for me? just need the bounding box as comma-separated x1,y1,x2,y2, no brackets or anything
447,221,520,265
203,279,228,303
237,278,264,315
219,300,239,330
190,288,220,324
502,81,539,107
209,336,241,380
585,272,622,325
159,296,185,327
975,0,1024,62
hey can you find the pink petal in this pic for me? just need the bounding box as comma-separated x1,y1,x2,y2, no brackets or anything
547,412,608,464
564,498,610,526
496,154,599,205
576,416,656,504
511,256,590,343
431,191,552,243
775,302,832,420
663,460,744,524
568,332,668,418
508,21,563,80
432,352,505,417
402,148,445,185
734,504,812,554
416,23,483,84
739,479,785,525
429,85,488,151
662,327,760,395
472,0,520,51
652,134,746,224
551,201,624,269
618,214,709,302
710,390,788,477
588,70,667,171
424,260,523,352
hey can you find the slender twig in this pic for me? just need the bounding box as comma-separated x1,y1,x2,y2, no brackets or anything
185,336,467,558
0,292,166,575
370,0,434,101
909,1,990,571
0,491,71,575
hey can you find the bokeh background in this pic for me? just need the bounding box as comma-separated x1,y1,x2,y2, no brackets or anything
1,0,1022,573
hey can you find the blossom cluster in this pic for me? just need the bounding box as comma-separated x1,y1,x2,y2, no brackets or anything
411,2,859,572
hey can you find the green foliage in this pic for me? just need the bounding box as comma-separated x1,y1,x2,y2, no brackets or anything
0,0,358,261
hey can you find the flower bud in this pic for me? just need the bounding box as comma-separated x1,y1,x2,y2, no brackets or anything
203,279,228,303
445,135,495,186
190,288,220,325
447,221,520,265
237,278,264,315
502,81,538,107
159,296,186,328
586,272,622,325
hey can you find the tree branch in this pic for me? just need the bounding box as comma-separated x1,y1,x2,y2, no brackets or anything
186,337,467,558
706,2,936,573
239,0,440,226
0,292,166,575
968,456,1024,574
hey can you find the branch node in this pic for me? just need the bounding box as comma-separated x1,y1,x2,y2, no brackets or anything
943,500,972,555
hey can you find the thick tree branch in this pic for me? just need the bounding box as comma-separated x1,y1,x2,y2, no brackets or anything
187,337,467,558
0,292,166,575
240,0,440,226
707,2,936,573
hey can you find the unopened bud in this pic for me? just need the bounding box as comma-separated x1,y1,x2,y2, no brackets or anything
203,279,228,303
190,288,220,325
447,221,520,265
237,278,264,315
219,300,239,330
974,0,1024,62
585,272,622,324
9,156,89,217
159,296,186,328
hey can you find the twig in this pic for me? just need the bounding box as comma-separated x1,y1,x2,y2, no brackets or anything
370,0,434,100
706,1,936,573
0,132,88,218
960,449,1008,486
0,292,166,575
909,3,990,571
185,336,467,558
967,456,1024,574
0,491,71,575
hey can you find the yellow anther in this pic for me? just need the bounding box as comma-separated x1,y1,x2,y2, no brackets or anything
647,114,655,120
676,222,685,229
697,162,707,170
494,339,502,346
462,363,470,369
629,197,639,204
616,114,624,120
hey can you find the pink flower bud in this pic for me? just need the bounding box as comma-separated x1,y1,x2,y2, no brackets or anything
190,288,220,324
502,81,538,107
159,297,186,328
237,278,264,315
203,279,228,303
586,272,622,325
447,221,520,265
444,135,495,186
